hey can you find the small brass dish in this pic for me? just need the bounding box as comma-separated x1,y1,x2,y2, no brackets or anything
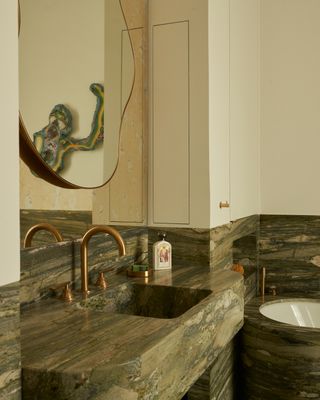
127,267,153,278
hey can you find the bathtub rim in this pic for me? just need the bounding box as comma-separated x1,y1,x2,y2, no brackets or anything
244,295,320,335
259,297,320,329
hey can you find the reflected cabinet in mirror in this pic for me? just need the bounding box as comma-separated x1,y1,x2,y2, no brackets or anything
19,0,134,188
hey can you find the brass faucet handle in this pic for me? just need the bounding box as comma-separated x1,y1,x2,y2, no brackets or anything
49,281,73,301
61,283,73,302
95,272,108,290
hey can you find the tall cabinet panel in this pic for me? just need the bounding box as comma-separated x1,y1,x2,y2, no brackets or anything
152,21,190,224
148,0,211,228
93,0,148,226
229,0,261,220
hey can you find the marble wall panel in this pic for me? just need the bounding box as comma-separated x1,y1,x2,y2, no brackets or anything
210,215,259,271
20,210,92,247
188,340,237,400
148,216,259,274
233,232,259,303
148,228,210,268
0,282,20,400
260,215,320,296
149,216,259,400
20,227,148,305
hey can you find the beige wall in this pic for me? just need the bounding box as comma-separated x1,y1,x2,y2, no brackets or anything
20,160,93,210
0,0,20,285
261,0,320,215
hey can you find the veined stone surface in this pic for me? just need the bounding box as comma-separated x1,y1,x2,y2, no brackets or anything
240,295,320,399
0,282,20,400
260,215,320,296
188,339,237,400
20,209,92,247
20,226,148,305
149,215,259,304
21,267,244,400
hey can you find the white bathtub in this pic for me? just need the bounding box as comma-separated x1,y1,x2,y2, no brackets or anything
259,299,320,328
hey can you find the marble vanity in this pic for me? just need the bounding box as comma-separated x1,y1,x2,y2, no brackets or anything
21,266,244,400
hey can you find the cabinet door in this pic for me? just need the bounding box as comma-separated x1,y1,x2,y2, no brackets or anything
209,0,231,228
148,0,211,228
229,0,260,221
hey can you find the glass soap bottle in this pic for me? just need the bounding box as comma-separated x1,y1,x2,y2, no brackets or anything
153,232,172,270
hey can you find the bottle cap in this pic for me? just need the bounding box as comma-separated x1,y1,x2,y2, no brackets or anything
158,232,167,240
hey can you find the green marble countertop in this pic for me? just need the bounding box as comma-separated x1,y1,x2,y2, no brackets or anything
21,266,244,400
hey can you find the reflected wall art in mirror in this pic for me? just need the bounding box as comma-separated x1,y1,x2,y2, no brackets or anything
19,0,134,188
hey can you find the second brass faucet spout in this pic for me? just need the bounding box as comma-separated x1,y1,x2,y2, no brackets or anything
80,226,126,295
24,223,63,248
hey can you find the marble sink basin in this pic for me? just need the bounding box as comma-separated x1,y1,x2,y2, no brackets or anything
76,282,212,319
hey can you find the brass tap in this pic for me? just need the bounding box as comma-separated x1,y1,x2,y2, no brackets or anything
49,281,73,302
61,283,73,302
24,223,63,248
80,226,126,295
95,271,108,289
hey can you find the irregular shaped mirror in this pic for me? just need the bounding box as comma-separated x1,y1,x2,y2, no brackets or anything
19,0,134,188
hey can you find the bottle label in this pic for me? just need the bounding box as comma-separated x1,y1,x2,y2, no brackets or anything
155,243,171,269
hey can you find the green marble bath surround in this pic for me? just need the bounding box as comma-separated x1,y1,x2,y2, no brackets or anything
240,295,320,399
0,281,20,400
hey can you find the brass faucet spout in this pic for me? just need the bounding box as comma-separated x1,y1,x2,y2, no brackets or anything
24,223,63,248
80,226,126,295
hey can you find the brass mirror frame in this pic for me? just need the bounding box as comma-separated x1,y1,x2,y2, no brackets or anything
18,0,135,189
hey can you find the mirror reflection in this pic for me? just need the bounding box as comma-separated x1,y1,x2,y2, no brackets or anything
19,0,134,188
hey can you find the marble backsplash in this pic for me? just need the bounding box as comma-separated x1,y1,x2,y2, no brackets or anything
0,282,20,400
260,215,320,296
20,210,92,248
20,227,148,306
149,215,260,304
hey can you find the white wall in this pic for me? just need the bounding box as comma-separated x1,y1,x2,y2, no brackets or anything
261,0,320,215
0,0,20,285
